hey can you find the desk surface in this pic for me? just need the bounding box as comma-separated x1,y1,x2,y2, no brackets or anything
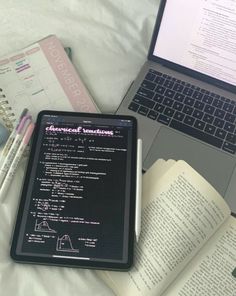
0,1,159,295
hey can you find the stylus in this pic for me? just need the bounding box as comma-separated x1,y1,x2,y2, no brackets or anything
0,115,32,187
135,138,142,242
0,123,34,202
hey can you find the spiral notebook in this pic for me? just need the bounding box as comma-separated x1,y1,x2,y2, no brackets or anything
0,88,13,130
0,35,99,131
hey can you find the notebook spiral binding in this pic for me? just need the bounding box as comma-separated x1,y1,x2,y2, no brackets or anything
0,88,15,132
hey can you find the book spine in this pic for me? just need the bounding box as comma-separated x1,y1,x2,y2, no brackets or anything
39,35,100,113
0,88,15,131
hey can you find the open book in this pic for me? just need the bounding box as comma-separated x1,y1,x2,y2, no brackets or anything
0,35,99,131
97,160,236,295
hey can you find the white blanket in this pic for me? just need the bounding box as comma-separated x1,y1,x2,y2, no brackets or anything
0,0,160,295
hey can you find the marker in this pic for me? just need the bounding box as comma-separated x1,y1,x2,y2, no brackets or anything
0,123,9,146
0,123,35,202
0,115,32,187
135,139,142,242
0,108,28,160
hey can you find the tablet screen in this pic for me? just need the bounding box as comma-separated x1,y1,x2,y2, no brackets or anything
11,111,137,270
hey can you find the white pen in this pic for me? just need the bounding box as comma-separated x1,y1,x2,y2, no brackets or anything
0,123,35,202
0,108,28,163
0,115,32,187
135,138,142,242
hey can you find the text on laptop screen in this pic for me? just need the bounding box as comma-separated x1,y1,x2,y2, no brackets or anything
153,0,236,86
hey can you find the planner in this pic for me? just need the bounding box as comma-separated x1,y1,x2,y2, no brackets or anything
0,35,99,131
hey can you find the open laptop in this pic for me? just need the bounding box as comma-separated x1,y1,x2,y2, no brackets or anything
116,0,236,214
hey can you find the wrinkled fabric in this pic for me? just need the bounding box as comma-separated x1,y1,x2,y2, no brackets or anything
0,0,160,295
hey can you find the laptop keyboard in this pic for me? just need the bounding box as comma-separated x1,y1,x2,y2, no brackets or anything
128,69,236,154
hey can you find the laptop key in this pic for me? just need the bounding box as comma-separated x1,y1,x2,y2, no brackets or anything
203,114,214,124
194,120,205,130
154,76,165,85
213,98,223,108
173,83,184,92
141,80,156,90
234,106,236,115
225,113,236,123
174,111,185,121
183,87,193,96
226,133,236,144
137,87,155,99
202,95,213,104
204,104,215,114
157,114,171,125
174,93,185,102
156,86,166,94
215,109,226,119
193,110,204,119
163,80,174,88
222,142,236,154
154,103,165,113
184,97,195,106
194,101,204,110
133,95,155,109
224,122,235,133
170,119,223,149
184,115,195,126
148,110,158,120
165,89,175,98
215,128,227,140
128,102,139,112
164,107,175,117
173,101,184,111
163,97,174,107
223,103,234,112
145,72,156,81
193,91,203,100
183,106,193,115
205,124,216,135
138,106,149,116
153,94,164,103
213,117,224,128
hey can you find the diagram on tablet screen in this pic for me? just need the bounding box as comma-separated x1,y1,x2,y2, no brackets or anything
56,235,79,253
37,201,50,211
34,219,56,233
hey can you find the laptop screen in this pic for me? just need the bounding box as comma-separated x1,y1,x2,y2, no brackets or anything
152,0,236,87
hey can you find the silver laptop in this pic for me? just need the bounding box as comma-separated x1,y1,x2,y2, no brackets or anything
116,0,236,214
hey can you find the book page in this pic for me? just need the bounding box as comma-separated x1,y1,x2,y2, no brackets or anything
142,158,176,208
102,160,231,296
163,216,236,296
96,158,174,294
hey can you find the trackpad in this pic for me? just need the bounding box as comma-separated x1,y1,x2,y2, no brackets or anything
143,126,236,198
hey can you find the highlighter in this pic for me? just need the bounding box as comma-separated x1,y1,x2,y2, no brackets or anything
0,123,9,146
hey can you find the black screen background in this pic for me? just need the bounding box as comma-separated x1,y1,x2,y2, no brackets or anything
17,114,135,263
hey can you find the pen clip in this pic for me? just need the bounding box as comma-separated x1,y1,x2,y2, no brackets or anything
17,115,32,135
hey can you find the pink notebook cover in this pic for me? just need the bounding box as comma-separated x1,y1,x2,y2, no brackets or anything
39,35,99,113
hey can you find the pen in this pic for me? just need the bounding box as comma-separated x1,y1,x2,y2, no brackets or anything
0,108,28,161
0,115,32,187
135,138,142,242
0,123,35,202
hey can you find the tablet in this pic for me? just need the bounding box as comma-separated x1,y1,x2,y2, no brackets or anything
11,111,137,270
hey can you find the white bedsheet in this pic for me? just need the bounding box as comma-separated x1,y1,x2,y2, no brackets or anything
0,0,160,295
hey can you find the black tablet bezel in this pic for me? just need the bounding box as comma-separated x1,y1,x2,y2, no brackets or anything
10,110,137,270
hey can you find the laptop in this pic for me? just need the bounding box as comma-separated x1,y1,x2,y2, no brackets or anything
116,0,236,214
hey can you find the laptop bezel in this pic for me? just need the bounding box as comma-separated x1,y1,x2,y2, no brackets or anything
148,0,236,94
